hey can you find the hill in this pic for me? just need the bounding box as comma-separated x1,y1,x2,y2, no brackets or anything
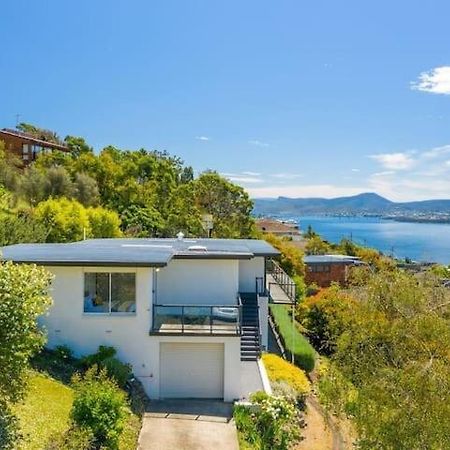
253,193,450,216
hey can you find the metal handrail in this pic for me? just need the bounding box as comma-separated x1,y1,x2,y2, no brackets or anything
268,260,297,303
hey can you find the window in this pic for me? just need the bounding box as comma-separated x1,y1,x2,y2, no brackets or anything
22,143,29,160
84,272,136,314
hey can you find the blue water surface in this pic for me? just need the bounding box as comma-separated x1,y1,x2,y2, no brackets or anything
297,216,450,264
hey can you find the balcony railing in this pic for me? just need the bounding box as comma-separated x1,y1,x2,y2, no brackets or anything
267,259,297,303
151,301,241,335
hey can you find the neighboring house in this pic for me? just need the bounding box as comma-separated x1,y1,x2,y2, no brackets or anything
1,237,278,401
304,254,363,287
0,128,68,164
256,218,302,241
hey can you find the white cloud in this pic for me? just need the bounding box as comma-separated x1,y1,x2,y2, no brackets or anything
367,144,450,200
195,136,210,141
242,171,261,176
248,139,269,147
221,172,263,184
270,173,303,180
351,168,360,172
369,152,416,170
411,66,450,95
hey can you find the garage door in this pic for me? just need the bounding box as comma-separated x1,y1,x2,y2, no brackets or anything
160,343,224,399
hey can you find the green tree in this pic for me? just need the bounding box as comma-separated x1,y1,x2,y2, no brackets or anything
319,269,450,449
21,166,47,206
87,207,122,238
64,135,93,157
120,205,164,237
0,262,52,449
0,212,47,246
16,123,62,144
194,171,255,238
73,173,100,207
305,235,332,255
44,166,74,199
34,198,91,242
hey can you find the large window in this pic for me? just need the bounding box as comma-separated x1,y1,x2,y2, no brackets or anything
84,272,136,314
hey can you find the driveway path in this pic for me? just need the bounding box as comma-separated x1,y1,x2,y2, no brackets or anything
138,400,239,450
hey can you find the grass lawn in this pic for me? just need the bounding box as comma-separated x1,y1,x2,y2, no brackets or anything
14,361,141,449
14,371,73,450
269,304,316,372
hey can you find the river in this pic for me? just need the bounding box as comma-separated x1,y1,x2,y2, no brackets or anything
296,216,450,264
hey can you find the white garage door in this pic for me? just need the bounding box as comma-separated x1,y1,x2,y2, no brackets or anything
160,343,224,399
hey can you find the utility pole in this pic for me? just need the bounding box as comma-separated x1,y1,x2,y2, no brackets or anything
15,114,20,127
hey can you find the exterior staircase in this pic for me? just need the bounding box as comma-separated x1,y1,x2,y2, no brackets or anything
239,293,261,361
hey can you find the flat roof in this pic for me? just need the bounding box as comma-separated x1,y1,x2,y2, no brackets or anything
304,254,362,264
0,238,279,267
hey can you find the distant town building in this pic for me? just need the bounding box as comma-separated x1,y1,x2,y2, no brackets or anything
304,254,363,287
256,218,302,241
0,128,68,165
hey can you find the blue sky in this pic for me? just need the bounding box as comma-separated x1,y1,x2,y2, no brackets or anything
1,0,450,201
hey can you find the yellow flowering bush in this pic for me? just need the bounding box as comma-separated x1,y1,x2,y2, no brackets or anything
262,353,311,397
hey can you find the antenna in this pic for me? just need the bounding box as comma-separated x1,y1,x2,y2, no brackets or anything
15,114,21,127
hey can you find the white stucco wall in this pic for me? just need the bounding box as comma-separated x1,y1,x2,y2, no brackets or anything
40,264,242,401
156,259,239,305
239,257,265,293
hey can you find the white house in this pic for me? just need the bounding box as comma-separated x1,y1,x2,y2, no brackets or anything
1,237,278,401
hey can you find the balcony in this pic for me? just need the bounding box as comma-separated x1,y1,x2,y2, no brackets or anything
151,302,242,336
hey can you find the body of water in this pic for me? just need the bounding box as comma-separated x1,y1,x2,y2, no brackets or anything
297,216,450,265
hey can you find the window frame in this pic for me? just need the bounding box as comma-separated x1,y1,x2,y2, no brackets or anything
82,268,137,316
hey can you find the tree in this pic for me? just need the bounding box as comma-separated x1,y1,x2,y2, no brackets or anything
305,236,332,255
304,225,317,239
44,166,74,199
0,261,52,449
120,205,164,237
0,142,21,193
21,166,47,206
87,207,122,238
194,171,255,238
73,173,100,207
64,136,93,157
318,269,450,449
34,198,91,242
0,212,47,246
16,123,62,144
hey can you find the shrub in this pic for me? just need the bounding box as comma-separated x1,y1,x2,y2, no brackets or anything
102,357,132,388
269,304,315,372
54,345,73,361
262,353,310,405
234,392,301,450
81,345,117,368
297,286,356,355
71,366,127,449
81,346,132,388
0,403,21,450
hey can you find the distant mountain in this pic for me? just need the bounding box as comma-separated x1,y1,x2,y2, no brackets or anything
253,193,450,216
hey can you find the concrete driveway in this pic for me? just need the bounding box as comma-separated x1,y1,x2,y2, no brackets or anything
138,400,239,450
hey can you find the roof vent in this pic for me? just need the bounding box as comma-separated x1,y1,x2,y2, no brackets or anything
188,245,208,252
177,232,184,241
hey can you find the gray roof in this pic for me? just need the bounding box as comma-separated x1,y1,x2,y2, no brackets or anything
0,238,279,267
304,254,362,265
